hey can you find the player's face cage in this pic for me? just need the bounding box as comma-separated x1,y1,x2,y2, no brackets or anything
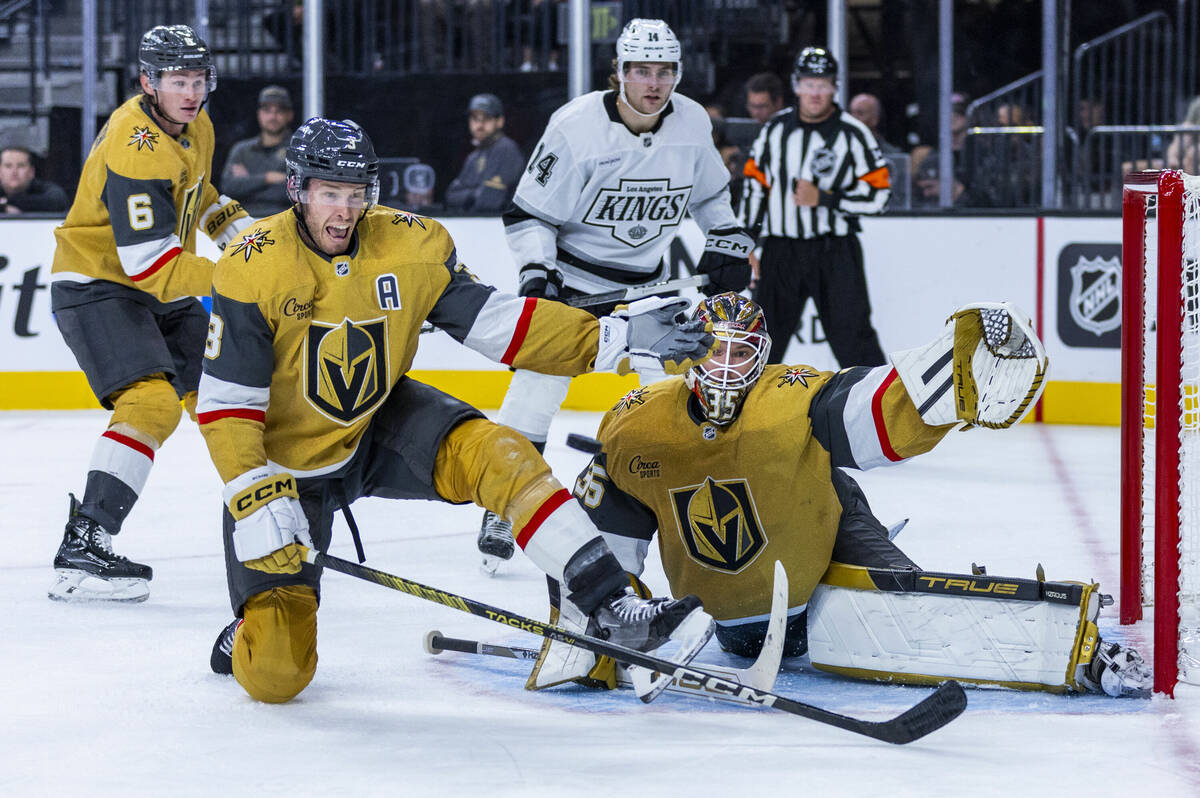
688,326,772,425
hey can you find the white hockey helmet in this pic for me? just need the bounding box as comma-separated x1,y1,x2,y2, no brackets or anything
615,18,682,117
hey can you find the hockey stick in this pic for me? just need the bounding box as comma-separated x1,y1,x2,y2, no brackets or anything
425,632,766,706
303,547,967,743
566,274,710,308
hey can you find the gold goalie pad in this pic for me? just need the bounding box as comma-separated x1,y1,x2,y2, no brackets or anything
806,563,1103,693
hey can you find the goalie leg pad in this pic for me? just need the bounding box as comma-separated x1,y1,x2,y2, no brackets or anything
807,563,1102,693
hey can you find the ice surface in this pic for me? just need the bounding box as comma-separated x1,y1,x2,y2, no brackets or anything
2,410,1198,796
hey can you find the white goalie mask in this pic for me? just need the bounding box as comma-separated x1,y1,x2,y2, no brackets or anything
616,18,682,119
685,292,772,426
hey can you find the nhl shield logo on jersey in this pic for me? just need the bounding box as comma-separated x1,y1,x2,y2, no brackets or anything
128,125,159,152
230,228,276,262
305,317,389,424
777,366,819,388
583,178,693,247
1068,255,1121,335
810,147,837,179
670,477,766,573
612,387,649,414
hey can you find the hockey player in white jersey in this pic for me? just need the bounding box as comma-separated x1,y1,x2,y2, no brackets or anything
479,18,754,570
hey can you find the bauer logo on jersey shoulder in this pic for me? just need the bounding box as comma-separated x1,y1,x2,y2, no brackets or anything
583,178,692,247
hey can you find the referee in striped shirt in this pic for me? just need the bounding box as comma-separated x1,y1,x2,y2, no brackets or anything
739,47,890,366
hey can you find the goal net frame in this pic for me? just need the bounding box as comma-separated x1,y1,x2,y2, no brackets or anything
1120,168,1200,697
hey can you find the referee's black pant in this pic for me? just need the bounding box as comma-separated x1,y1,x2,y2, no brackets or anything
753,234,885,367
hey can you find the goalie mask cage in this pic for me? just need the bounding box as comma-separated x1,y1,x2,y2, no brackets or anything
1121,169,1200,697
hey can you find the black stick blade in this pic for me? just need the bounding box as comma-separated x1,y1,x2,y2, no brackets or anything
872,680,968,744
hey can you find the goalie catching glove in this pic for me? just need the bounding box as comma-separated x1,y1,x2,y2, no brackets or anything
223,466,312,574
595,296,716,376
891,301,1048,429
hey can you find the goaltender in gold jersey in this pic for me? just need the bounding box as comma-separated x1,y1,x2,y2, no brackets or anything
526,292,1152,699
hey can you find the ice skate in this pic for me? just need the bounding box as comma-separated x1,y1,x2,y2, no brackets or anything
1078,639,1152,698
48,494,152,603
210,618,242,675
589,585,713,659
478,510,515,575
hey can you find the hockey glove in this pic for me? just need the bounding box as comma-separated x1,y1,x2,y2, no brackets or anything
595,296,716,376
518,262,564,299
223,467,313,575
892,301,1049,429
696,226,755,296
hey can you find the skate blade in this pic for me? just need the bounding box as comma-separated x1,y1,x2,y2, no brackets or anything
48,569,149,603
631,609,716,703
480,554,502,576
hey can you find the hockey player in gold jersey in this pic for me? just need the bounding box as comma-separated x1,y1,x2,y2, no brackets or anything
48,25,251,603
529,292,1152,698
201,117,720,703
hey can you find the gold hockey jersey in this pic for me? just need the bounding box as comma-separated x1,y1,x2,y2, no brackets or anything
572,364,950,622
51,95,249,304
198,208,604,483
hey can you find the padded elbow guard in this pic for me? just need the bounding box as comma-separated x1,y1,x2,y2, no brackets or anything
807,563,1104,694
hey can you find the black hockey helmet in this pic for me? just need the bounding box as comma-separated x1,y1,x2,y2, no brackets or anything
792,47,838,82
285,117,380,207
138,25,216,91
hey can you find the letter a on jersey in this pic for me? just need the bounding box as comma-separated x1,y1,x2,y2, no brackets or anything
670,477,766,572
306,317,388,424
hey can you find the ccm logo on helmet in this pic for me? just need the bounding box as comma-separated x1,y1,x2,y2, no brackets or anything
335,159,362,167
235,476,296,514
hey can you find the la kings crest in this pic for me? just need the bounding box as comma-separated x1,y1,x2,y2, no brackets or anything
305,317,389,424
583,177,692,247
670,476,767,573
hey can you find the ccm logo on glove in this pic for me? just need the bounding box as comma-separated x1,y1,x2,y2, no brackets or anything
231,475,298,519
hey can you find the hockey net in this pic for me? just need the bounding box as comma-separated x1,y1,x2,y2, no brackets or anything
1121,169,1200,696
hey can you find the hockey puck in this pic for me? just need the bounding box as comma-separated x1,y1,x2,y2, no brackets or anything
565,433,602,455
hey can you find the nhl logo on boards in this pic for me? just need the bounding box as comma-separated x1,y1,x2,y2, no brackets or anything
1068,255,1120,335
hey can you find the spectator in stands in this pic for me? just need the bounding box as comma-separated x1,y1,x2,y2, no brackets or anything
744,72,785,124
849,93,901,154
221,85,295,219
444,93,524,213
0,146,69,214
1166,96,1200,175
910,145,967,208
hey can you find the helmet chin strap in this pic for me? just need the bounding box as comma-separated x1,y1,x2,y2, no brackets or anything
146,86,208,129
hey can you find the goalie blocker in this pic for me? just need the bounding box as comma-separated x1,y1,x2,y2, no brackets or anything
808,563,1149,696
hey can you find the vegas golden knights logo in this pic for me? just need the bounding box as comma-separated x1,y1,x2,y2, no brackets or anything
670,477,766,572
306,317,388,424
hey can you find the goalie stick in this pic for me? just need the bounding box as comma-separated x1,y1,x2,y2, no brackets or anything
427,559,790,704
302,546,967,744
565,274,710,308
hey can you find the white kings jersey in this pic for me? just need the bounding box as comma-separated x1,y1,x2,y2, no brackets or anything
504,90,740,294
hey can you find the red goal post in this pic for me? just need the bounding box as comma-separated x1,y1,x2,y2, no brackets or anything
1120,169,1200,697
